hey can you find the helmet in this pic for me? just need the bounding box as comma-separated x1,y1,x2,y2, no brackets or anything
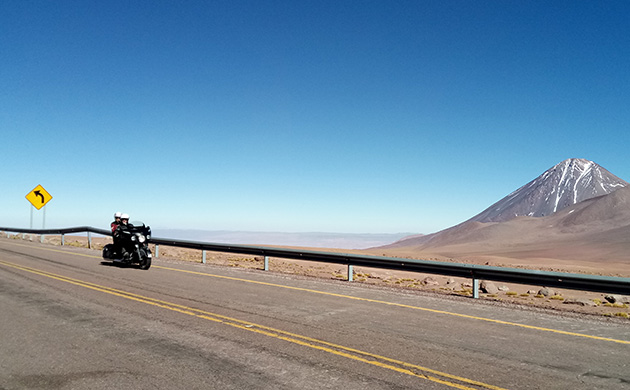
121,213,130,220
114,212,122,218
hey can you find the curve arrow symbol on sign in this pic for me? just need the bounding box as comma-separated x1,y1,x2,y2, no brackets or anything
34,190,45,203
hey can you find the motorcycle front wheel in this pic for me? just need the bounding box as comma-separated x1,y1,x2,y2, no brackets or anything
139,252,151,270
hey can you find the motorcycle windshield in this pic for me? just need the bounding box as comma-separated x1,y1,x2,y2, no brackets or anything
130,221,145,228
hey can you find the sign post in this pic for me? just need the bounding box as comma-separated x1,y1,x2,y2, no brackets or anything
25,185,53,229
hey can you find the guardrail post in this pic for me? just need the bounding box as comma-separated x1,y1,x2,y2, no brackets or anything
348,264,354,282
87,232,92,249
61,234,65,246
472,277,480,299
264,256,269,271
154,244,159,258
202,250,206,264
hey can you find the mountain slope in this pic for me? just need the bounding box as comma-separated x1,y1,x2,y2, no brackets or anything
376,159,630,269
377,186,630,268
470,158,628,223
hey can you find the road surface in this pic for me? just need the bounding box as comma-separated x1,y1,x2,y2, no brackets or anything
0,238,629,389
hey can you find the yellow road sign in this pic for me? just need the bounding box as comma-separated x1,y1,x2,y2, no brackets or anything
26,185,53,210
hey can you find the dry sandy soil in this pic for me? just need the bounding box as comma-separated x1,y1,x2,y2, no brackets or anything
4,232,629,322
380,186,630,279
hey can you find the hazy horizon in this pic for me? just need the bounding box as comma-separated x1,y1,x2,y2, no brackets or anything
151,228,414,249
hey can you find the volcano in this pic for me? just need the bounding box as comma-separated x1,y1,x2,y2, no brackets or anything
376,159,630,272
470,158,628,223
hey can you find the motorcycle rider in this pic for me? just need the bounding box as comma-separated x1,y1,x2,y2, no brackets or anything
115,213,132,260
111,212,123,254
111,212,122,234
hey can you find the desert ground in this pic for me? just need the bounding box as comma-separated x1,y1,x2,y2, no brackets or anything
3,232,629,321
380,186,630,279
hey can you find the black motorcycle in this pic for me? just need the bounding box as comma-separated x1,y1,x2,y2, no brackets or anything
102,221,152,270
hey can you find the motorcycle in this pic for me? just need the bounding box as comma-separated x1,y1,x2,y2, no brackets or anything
102,221,152,270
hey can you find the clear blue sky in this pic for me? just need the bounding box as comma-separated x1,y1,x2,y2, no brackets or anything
2,1,629,234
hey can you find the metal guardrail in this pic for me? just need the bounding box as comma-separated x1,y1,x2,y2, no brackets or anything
1,226,629,297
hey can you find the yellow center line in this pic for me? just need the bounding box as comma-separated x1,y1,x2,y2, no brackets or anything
3,241,629,345
154,265,630,345
0,259,506,390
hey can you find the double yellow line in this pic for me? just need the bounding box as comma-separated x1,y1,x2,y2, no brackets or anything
4,241,630,346
0,258,506,390
154,265,630,346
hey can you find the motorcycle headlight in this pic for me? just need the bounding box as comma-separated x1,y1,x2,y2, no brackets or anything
138,235,146,243
131,235,137,242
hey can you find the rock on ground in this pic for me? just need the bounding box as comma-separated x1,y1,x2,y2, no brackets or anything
538,287,557,297
421,276,439,286
564,298,597,307
605,294,622,303
480,281,498,294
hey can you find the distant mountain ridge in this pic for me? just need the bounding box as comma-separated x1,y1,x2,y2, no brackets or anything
379,185,630,267
469,158,628,223
382,158,630,254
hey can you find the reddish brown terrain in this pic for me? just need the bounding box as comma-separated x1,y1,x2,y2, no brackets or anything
374,186,630,278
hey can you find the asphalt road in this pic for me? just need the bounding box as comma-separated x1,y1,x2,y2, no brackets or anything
0,238,629,390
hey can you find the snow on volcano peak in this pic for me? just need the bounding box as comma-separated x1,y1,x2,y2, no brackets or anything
469,158,628,223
